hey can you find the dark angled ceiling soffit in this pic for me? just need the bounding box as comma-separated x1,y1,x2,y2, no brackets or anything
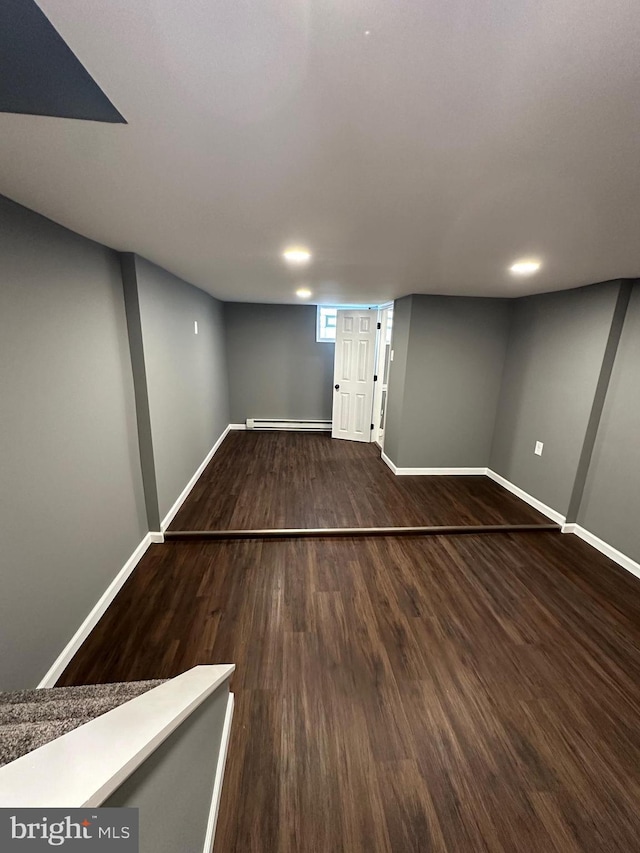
0,0,125,123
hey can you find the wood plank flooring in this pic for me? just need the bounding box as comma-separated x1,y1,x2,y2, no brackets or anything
60,532,640,852
168,432,549,530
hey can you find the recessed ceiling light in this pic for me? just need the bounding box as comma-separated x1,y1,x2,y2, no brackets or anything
283,247,312,265
510,259,541,275
364,30,371,36
296,288,312,299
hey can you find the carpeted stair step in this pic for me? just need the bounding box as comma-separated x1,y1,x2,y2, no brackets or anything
0,680,166,768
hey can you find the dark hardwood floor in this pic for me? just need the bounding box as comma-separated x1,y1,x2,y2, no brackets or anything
168,432,550,530
60,532,640,852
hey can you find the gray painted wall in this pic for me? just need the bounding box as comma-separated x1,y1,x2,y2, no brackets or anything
565,282,632,522
0,196,147,690
134,257,230,523
225,302,334,423
490,282,620,516
121,254,161,531
105,683,230,853
577,283,640,562
384,295,412,465
385,295,511,468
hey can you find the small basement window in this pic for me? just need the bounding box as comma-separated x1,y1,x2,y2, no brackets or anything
316,306,338,342
316,305,377,342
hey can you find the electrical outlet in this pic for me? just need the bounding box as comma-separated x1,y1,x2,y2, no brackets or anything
194,321,198,335
535,441,544,456
390,350,394,361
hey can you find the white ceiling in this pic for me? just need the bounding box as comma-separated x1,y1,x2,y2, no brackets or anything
1,0,639,304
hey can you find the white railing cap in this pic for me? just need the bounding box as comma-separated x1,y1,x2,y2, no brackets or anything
0,664,235,807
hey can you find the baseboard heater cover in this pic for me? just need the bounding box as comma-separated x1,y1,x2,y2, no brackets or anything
246,418,332,431
166,523,561,541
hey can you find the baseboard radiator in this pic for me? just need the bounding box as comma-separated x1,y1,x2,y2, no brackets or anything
246,418,332,431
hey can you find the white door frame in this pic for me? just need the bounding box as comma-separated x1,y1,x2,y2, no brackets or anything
372,304,393,448
331,308,378,442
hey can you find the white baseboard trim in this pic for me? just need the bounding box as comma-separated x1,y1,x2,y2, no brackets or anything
203,692,235,853
381,452,487,476
38,532,155,688
485,470,566,525
161,425,232,532
149,532,164,544
228,423,246,431
396,467,488,476
381,451,397,473
561,524,640,581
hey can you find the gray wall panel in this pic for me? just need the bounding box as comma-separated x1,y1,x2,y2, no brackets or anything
565,282,631,522
383,296,412,464
396,296,511,468
134,257,230,523
0,196,147,690
121,254,161,531
384,295,510,469
489,282,620,516
225,303,334,423
577,284,640,562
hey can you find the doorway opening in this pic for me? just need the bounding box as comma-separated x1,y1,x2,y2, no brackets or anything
325,303,394,447
372,305,394,448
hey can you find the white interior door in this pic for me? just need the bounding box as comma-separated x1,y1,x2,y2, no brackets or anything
332,309,377,442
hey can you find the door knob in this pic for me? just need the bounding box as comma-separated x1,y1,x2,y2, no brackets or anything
335,384,340,390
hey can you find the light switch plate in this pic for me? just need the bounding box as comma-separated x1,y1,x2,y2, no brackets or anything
535,441,544,456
